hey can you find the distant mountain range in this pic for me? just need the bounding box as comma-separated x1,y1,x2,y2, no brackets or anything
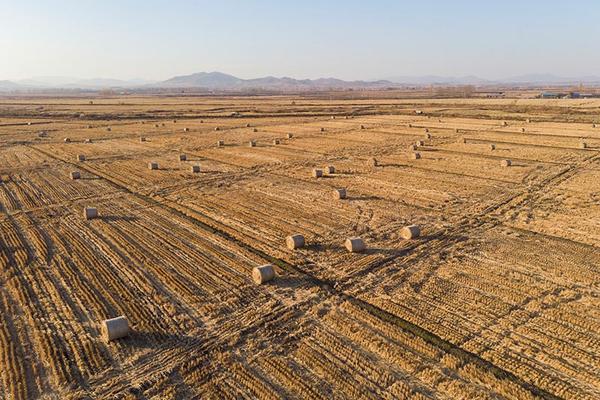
157,72,393,90
2,72,600,92
0,72,392,92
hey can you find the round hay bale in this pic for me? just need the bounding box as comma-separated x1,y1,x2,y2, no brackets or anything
500,159,512,167
410,152,421,160
286,234,305,250
320,127,325,132
400,225,420,239
140,137,146,142
407,144,417,151
333,188,346,199
161,123,165,127
526,118,531,123
425,128,429,133
183,128,189,132
191,165,200,173
249,140,256,147
252,264,275,284
253,128,258,132
273,139,280,145
521,128,525,133
593,123,597,128
345,237,365,253
579,141,588,149
178,154,187,161
88,125,93,129
368,157,378,167
287,133,293,139
455,128,460,133
489,144,496,150
84,138,92,143
102,316,130,342
148,162,159,170
154,124,159,128
360,125,365,129
408,123,412,128
217,140,224,147
70,171,81,180
77,154,86,162
83,206,98,220
64,137,71,143
312,169,323,178
106,127,111,132
326,166,335,174
415,140,424,147
173,120,177,123
459,137,467,144
215,127,220,131
424,133,432,139
503,121,508,126
246,123,251,128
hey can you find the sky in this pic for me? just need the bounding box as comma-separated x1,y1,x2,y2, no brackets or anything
1,0,599,82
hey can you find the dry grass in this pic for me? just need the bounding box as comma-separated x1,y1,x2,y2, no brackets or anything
0,94,599,399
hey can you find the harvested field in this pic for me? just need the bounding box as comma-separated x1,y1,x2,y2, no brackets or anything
0,95,599,399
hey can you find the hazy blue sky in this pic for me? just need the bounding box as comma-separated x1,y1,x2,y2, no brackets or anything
1,0,598,81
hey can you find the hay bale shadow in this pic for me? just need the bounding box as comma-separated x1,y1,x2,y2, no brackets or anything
304,243,326,252
101,215,139,222
348,195,381,201
364,247,401,256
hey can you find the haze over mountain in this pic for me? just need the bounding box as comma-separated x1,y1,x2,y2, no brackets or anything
501,74,600,84
14,76,156,89
383,74,600,85
2,72,600,92
382,75,493,85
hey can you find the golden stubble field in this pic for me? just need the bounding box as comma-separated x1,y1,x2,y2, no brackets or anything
0,94,599,399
